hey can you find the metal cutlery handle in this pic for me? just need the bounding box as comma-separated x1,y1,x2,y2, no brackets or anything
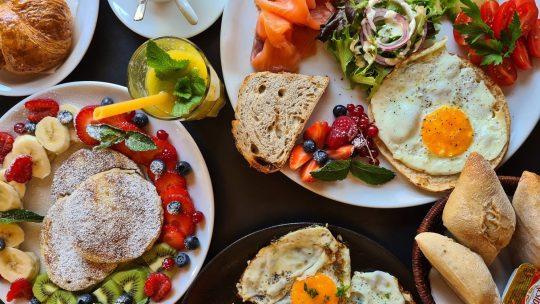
134,0,148,21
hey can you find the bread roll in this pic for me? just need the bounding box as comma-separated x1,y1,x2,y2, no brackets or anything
510,171,540,267
415,232,501,304
442,153,515,265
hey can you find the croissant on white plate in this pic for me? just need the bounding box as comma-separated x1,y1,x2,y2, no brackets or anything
0,0,73,74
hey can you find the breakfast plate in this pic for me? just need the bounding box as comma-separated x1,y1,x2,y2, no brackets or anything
182,222,418,303
108,0,226,39
220,0,540,208
0,81,214,303
0,0,99,97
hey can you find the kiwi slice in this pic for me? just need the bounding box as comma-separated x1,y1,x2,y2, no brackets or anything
33,273,60,302
92,279,123,304
142,243,176,272
45,290,76,304
111,268,148,302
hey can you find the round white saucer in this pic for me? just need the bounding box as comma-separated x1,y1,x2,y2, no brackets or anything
108,0,226,39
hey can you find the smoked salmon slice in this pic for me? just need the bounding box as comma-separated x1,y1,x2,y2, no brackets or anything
255,0,318,29
251,38,301,72
260,11,293,48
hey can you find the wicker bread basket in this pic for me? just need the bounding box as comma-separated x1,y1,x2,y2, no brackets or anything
411,175,520,304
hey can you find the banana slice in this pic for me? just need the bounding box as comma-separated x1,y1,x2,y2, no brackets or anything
26,252,40,281
8,135,51,179
69,128,81,144
0,181,22,211
59,103,80,116
35,117,70,155
0,248,38,282
0,224,24,247
0,169,26,199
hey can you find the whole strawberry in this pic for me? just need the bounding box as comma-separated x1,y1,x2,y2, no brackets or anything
326,116,358,149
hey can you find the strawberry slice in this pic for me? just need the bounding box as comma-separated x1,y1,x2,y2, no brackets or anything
0,132,14,163
160,224,186,250
155,172,187,195
327,144,354,160
326,116,358,149
162,187,194,215
164,213,195,236
25,99,59,123
74,105,100,145
289,144,312,170
303,121,330,149
5,155,33,183
300,159,320,183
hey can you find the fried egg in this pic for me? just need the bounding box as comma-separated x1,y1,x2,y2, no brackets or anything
347,271,414,304
370,39,508,175
237,226,351,304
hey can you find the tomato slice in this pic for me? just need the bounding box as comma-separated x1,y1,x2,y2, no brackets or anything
486,58,518,86
454,12,472,46
511,38,532,69
527,19,540,57
516,2,539,36
467,48,483,65
493,1,517,38
481,0,500,28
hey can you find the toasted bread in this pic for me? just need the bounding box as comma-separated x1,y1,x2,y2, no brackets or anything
41,197,117,291
232,72,329,173
369,40,510,192
51,148,141,201
62,169,162,264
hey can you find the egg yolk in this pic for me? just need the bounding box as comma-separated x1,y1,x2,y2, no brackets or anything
291,273,339,304
421,106,473,158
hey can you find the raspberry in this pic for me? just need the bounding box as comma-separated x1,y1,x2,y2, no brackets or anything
6,278,33,302
156,130,169,140
158,147,177,162
144,272,172,302
5,155,32,183
326,116,358,149
13,123,25,135
192,211,205,224
161,257,175,271
0,132,14,163
24,99,59,123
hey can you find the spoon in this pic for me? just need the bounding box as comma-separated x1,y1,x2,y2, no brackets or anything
174,0,198,25
133,0,148,21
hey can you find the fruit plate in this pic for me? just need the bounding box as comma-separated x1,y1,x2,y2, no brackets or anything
0,81,215,303
0,0,99,97
220,0,540,208
181,222,419,303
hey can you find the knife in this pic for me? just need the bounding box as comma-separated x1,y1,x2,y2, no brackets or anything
134,0,148,21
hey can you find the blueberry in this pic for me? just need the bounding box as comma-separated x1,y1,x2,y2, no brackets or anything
57,110,73,125
166,201,182,215
175,161,192,176
174,252,190,267
30,297,40,304
115,293,133,304
77,294,96,304
184,235,200,250
101,97,114,106
0,239,5,251
313,150,328,166
131,112,149,128
149,159,166,177
24,122,36,134
333,105,347,117
302,139,316,153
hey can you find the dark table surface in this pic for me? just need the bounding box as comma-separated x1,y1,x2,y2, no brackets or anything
1,2,539,301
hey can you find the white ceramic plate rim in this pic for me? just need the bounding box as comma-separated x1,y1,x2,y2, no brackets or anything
107,0,226,39
0,1,99,97
0,81,214,303
219,0,540,208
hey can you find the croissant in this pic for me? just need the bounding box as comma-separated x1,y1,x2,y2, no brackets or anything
0,0,73,74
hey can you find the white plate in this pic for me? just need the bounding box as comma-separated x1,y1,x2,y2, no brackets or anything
0,1,99,97
108,0,226,39
220,0,540,208
0,82,215,304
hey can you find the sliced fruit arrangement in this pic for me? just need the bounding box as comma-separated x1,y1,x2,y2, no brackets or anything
289,103,395,185
453,0,540,86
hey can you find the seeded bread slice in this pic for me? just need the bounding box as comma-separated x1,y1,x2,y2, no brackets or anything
232,72,329,173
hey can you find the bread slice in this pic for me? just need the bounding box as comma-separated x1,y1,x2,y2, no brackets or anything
232,72,329,173
442,153,515,265
415,232,501,304
510,171,540,267
369,39,510,192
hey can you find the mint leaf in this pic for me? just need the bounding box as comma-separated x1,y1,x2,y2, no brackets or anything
146,40,189,79
125,132,157,151
173,76,192,99
171,96,203,117
190,68,207,96
0,209,44,224
86,124,126,150
350,160,395,185
311,160,351,181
